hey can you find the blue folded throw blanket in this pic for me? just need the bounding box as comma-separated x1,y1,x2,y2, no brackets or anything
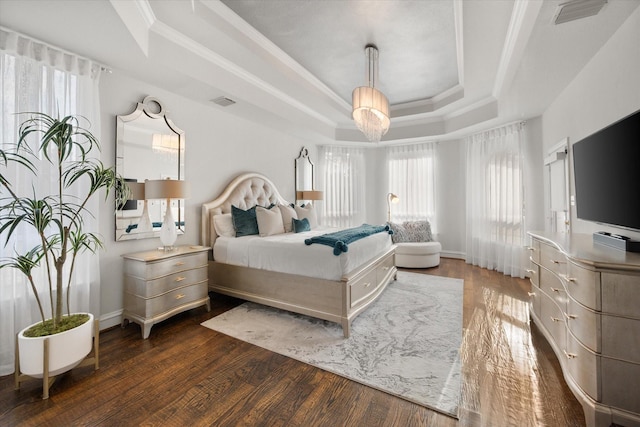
304,224,393,256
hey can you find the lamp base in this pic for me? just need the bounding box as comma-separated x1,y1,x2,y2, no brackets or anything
159,199,178,250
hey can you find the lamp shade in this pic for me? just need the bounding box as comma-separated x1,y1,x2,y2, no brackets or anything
144,179,189,200
352,86,390,142
352,45,390,142
126,182,145,200
297,190,323,201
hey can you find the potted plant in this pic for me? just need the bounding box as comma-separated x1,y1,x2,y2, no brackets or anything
0,113,125,386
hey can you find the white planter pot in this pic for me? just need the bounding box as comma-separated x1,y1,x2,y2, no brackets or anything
17,313,94,378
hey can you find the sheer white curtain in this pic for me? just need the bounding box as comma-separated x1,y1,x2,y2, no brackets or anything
465,122,527,278
386,143,437,232
317,146,366,228
0,28,102,375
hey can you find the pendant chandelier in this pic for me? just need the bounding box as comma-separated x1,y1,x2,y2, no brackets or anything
352,44,390,142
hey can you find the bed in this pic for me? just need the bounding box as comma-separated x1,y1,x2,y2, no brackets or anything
200,172,397,337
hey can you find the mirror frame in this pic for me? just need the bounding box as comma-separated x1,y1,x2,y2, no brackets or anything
115,96,185,241
295,146,315,202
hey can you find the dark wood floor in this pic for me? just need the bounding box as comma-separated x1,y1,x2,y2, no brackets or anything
0,258,585,426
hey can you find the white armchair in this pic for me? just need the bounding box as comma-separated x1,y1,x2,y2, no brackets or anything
388,220,441,268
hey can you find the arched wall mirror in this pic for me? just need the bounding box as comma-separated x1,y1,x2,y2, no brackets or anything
295,146,322,203
115,96,185,241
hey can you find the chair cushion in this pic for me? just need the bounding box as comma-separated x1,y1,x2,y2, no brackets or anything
395,241,442,255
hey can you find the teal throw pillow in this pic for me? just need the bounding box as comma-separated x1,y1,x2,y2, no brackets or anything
293,217,311,233
231,205,259,237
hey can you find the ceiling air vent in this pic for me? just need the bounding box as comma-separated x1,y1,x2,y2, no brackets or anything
211,96,236,107
553,0,607,25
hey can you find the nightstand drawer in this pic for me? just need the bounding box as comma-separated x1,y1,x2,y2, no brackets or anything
125,282,208,318
125,251,208,280
125,266,207,297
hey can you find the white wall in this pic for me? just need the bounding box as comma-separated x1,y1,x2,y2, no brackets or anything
541,6,640,241
97,72,320,327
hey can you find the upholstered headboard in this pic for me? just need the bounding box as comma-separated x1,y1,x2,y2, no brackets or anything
200,172,289,249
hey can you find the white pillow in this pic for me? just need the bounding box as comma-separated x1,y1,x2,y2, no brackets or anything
279,204,298,233
213,213,235,238
256,205,285,237
295,203,318,229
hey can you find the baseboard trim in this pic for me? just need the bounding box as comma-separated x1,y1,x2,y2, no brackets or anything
100,309,123,330
441,251,465,260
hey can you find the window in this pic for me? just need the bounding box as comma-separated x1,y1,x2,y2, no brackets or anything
386,143,437,230
317,146,366,228
465,122,527,277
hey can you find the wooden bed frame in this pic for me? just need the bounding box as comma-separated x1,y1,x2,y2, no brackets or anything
200,172,397,337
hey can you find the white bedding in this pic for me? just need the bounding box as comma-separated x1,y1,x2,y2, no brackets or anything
213,227,392,281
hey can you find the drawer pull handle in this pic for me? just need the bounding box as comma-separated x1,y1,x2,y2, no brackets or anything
363,282,372,288
550,259,565,265
527,292,536,297
174,261,186,266
550,316,562,322
564,350,577,359
550,287,560,293
526,269,535,275
383,266,389,271
175,294,186,300
559,274,576,283
175,276,186,282
565,313,577,320
527,247,535,252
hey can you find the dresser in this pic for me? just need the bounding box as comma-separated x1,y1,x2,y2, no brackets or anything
528,232,640,427
122,246,211,339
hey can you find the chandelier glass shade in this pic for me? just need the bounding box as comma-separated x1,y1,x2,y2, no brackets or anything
352,45,390,142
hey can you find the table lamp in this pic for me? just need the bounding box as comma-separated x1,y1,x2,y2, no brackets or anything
145,179,189,250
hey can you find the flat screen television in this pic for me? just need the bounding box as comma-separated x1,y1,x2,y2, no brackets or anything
572,109,640,232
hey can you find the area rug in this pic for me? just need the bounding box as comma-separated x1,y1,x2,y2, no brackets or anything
201,271,463,418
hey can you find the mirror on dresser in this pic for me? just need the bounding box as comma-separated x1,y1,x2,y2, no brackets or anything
115,96,185,241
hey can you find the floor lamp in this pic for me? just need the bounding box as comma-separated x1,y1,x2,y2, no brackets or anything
145,179,189,250
387,192,399,222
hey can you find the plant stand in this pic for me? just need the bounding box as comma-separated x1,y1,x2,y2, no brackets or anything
14,319,100,399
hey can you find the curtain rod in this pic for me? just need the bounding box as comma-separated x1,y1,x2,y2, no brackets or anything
0,25,112,73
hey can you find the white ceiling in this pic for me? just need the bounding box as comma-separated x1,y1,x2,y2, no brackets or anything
0,0,637,144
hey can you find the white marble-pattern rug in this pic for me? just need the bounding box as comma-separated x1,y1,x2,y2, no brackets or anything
201,271,463,418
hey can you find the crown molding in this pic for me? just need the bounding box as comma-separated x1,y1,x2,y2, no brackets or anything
492,0,543,99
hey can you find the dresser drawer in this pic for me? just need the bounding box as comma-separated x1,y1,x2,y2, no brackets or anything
566,297,600,352
539,267,567,308
601,357,640,413
602,315,640,363
601,272,640,317
528,263,539,288
125,251,208,280
125,282,208,318
529,239,541,264
564,260,600,310
565,332,599,401
125,266,207,297
540,242,567,275
541,293,566,350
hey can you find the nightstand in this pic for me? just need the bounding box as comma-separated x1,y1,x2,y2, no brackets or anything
122,245,211,339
